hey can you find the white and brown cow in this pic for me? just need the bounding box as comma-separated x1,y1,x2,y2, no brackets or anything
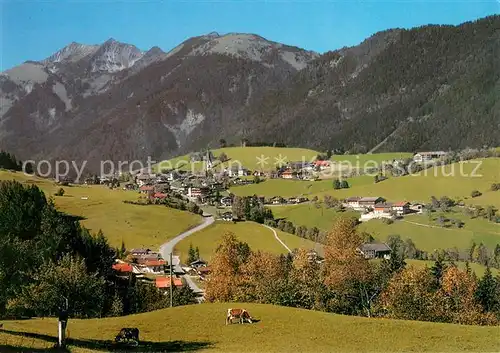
226,308,253,325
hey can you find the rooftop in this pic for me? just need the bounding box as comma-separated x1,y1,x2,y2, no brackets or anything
155,276,183,288
359,243,391,252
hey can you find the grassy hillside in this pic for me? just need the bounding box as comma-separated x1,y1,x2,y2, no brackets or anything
406,260,500,277
359,213,500,253
272,203,359,230
313,158,500,207
1,303,499,352
175,221,317,262
330,152,413,165
157,146,320,172
230,175,374,198
0,171,202,249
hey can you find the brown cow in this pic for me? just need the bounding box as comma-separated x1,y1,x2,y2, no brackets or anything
226,308,253,325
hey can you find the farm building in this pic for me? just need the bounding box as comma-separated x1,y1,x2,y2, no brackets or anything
358,243,392,259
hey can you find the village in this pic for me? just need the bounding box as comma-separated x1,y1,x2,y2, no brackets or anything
93,150,452,301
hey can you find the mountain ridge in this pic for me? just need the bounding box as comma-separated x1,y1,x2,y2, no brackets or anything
0,15,498,171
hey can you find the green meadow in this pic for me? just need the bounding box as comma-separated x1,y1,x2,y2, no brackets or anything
1,303,498,352
0,171,202,249
157,146,320,172
175,221,317,262
405,259,499,277
330,152,413,165
313,158,500,207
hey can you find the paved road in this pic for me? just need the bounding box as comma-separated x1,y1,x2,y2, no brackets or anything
159,216,214,299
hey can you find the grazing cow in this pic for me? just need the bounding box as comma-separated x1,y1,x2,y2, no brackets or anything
115,328,139,345
226,308,253,325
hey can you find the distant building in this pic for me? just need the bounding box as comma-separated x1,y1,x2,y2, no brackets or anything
155,276,183,289
228,167,250,177
187,186,210,198
358,243,392,259
357,197,385,208
221,211,234,221
345,197,362,208
391,201,411,216
281,170,296,179
413,151,448,163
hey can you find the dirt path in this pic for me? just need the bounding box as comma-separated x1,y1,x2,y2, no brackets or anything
262,224,292,253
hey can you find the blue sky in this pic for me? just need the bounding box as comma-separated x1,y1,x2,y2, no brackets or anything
1,0,498,70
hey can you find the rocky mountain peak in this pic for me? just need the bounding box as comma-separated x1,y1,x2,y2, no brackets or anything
41,42,99,64
90,39,144,73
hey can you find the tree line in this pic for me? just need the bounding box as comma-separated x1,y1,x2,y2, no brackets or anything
0,181,195,319
205,218,500,325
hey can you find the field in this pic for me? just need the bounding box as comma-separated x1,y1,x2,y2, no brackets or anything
359,211,500,253
1,303,499,352
313,158,500,207
406,260,500,277
230,175,374,198
272,203,359,230
330,152,413,165
175,221,317,262
0,171,202,249
156,146,320,172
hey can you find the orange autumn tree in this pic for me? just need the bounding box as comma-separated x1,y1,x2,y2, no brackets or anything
204,232,251,302
290,248,325,310
379,266,440,322
323,218,375,316
240,250,288,304
438,266,497,325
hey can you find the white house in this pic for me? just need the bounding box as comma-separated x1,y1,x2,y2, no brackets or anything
227,167,250,177
413,151,448,163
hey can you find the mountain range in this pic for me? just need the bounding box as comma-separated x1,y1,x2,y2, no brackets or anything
0,15,498,170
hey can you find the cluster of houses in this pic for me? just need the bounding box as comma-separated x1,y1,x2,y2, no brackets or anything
344,196,423,221
111,248,212,293
111,248,186,292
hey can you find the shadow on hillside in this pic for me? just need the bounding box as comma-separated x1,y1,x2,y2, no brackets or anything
0,329,213,352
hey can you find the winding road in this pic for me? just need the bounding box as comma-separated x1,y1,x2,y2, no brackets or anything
159,215,294,302
159,216,214,299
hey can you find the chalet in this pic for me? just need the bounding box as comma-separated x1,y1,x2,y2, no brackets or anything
358,243,392,259
130,248,152,256
136,174,154,187
139,185,154,194
197,266,211,276
228,167,250,177
220,196,233,207
155,276,183,289
373,203,393,215
190,259,207,268
133,252,163,265
187,186,210,198
112,263,133,274
413,151,448,163
153,192,168,200
391,201,411,215
271,196,285,205
358,197,385,208
281,170,296,179
221,212,234,221
142,259,166,274
345,197,362,208
307,250,325,264
314,160,331,169
410,203,424,213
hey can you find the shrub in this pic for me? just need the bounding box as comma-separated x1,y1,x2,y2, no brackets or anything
471,190,482,198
